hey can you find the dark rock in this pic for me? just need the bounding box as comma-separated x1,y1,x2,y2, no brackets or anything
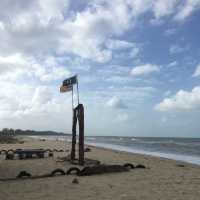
49,152,54,157
6,153,14,160
84,147,91,152
17,171,31,178
72,178,79,184
176,164,185,167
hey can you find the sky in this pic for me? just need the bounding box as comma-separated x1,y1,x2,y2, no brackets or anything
0,0,200,137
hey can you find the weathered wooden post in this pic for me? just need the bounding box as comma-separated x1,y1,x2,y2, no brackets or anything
71,104,85,164
71,108,77,160
78,104,84,165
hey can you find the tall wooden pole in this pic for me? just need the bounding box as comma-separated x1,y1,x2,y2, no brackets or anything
76,76,80,105
71,108,77,160
70,86,75,159
72,85,74,109
78,104,84,165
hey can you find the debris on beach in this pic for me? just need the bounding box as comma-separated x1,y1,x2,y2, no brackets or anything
84,147,91,152
17,171,32,179
0,149,55,160
72,178,79,184
176,164,185,168
135,164,146,169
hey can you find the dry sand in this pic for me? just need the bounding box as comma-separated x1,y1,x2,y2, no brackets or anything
0,136,200,200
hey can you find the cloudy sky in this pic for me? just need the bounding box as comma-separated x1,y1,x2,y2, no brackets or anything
0,0,200,137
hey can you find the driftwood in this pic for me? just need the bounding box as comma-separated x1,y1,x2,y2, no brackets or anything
78,164,129,176
135,164,146,169
71,158,100,165
0,163,145,181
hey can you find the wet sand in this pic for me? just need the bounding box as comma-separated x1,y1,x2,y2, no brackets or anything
0,136,200,200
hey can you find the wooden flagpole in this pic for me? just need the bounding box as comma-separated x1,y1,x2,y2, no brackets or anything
76,75,80,105
72,85,74,109
71,85,76,160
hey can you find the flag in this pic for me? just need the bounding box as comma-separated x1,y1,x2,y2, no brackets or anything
60,85,72,93
63,75,77,87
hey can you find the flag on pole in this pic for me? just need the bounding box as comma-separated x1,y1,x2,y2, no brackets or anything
63,75,77,87
60,85,73,93
60,75,79,106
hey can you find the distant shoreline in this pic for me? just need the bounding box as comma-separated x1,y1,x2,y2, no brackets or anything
16,133,69,136
0,128,70,136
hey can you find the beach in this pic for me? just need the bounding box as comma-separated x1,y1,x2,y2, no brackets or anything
0,136,200,200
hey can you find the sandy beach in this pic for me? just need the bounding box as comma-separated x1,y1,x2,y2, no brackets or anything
0,136,200,200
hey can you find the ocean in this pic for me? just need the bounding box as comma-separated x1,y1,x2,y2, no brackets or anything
32,135,200,165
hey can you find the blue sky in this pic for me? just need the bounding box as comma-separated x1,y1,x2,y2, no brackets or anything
0,0,200,137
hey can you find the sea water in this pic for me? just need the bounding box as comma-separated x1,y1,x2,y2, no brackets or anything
31,135,200,165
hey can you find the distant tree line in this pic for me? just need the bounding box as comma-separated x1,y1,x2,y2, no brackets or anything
0,128,69,136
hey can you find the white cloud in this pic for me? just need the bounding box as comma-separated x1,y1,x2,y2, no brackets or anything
152,0,200,22
129,47,140,58
0,53,29,74
0,81,71,119
130,64,160,77
174,0,200,21
168,61,178,67
39,66,71,82
193,64,200,77
153,0,179,18
0,53,41,81
155,86,200,111
164,28,176,36
32,86,52,106
0,79,74,132
58,1,133,62
169,44,189,54
106,39,134,50
106,76,132,84
0,53,28,67
150,18,164,26
0,53,71,82
128,0,200,22
106,96,127,109
0,0,199,64
0,0,69,56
